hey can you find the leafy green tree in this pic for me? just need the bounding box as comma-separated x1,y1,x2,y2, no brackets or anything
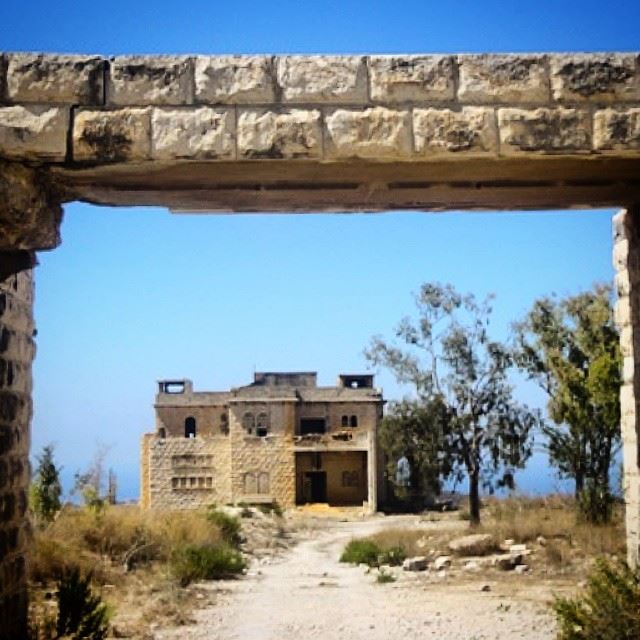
365,283,539,524
29,444,62,525
514,285,621,523
378,398,449,501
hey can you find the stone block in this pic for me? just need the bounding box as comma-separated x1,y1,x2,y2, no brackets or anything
6,54,105,105
458,55,549,103
368,55,455,103
108,56,193,106
325,107,411,159
615,297,632,326
152,107,235,160
498,108,591,154
594,108,640,152
413,107,497,156
238,109,321,159
195,56,275,104
0,105,68,161
277,56,367,103
550,54,638,102
73,108,151,162
614,238,630,273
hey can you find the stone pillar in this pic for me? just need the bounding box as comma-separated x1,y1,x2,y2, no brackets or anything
0,161,62,640
0,267,35,640
613,207,640,568
367,431,378,513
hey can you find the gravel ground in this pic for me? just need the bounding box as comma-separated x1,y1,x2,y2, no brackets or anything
155,516,561,640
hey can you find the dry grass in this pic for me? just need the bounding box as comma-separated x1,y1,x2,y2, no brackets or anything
29,504,228,637
479,495,626,558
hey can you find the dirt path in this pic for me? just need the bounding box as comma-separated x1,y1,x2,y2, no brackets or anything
155,516,558,640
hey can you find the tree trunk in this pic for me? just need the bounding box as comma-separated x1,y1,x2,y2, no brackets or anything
574,471,584,500
469,470,480,526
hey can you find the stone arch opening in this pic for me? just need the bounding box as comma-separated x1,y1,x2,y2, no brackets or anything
1,50,640,639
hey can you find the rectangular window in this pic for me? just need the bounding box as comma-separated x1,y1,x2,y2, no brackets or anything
300,418,326,435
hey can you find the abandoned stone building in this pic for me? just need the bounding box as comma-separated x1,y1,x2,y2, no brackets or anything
140,372,385,511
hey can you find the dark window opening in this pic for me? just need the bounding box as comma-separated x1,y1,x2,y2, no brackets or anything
185,417,196,438
243,412,255,435
350,415,358,428
341,415,349,428
300,418,326,435
256,412,269,437
160,381,186,394
220,413,229,435
158,427,166,439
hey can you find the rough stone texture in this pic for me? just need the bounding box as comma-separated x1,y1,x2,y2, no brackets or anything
0,269,35,640
0,161,63,251
0,105,68,161
448,533,495,556
369,55,455,103
277,56,367,104
6,53,104,105
195,56,275,104
551,54,639,102
413,107,497,156
237,109,321,160
73,108,151,162
613,208,640,569
146,437,232,510
107,56,193,106
498,107,591,154
325,107,411,159
152,107,235,160
594,108,640,152
458,55,549,103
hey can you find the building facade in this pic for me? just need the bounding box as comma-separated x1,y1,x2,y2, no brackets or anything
140,372,385,511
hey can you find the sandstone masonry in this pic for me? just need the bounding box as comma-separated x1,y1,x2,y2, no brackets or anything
0,53,639,167
0,50,640,640
141,373,384,511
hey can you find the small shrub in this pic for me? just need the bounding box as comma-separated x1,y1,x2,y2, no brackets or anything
258,502,284,517
206,507,242,547
376,568,396,584
340,539,382,567
170,543,246,587
56,567,110,640
552,558,640,639
378,545,407,567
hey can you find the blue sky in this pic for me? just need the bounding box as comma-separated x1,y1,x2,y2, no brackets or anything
4,0,638,500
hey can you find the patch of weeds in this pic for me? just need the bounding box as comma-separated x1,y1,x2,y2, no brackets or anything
257,502,283,517
206,507,242,547
340,539,382,567
376,568,396,584
378,545,407,567
170,543,246,587
29,567,111,640
552,559,640,639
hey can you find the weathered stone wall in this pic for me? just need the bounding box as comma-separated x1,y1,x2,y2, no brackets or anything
229,402,296,507
614,206,640,567
1,53,639,168
0,268,34,640
156,404,229,438
145,435,232,509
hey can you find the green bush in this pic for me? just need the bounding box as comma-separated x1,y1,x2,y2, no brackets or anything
378,545,407,567
257,501,284,517
206,507,242,547
340,539,382,567
171,543,246,586
56,567,110,640
552,558,640,639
